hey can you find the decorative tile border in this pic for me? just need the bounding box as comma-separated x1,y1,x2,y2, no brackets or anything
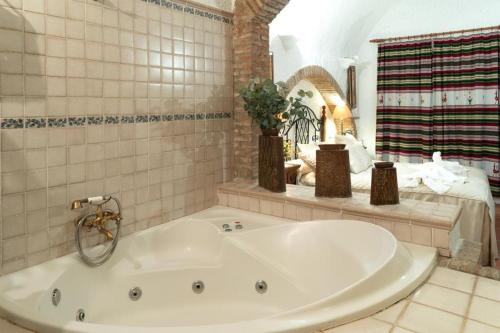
1,118,23,129
142,0,233,24
87,116,103,125
48,117,67,128
0,113,231,129
68,117,86,126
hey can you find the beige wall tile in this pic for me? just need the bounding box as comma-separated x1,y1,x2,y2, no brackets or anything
1,74,23,95
411,225,432,246
260,200,284,218
46,16,65,37
46,0,65,17
0,52,22,74
296,206,312,221
0,29,23,52
0,0,234,276
283,203,298,220
24,0,45,13
393,223,411,242
432,228,449,249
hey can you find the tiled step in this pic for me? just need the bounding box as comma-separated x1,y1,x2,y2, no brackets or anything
218,182,462,257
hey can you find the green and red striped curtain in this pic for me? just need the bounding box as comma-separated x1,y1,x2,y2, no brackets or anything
376,32,500,196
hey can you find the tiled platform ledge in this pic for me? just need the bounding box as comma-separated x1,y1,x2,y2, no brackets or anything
218,182,462,257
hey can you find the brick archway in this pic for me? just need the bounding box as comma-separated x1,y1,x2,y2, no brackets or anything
232,0,290,181
284,65,345,113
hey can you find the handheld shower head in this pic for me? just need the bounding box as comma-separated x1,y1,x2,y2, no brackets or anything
70,196,109,210
71,199,88,210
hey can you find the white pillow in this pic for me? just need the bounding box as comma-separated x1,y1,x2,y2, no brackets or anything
297,143,319,153
335,133,359,146
299,162,314,175
348,143,373,173
299,140,372,174
299,149,317,170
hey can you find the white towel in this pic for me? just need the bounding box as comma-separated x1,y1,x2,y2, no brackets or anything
392,153,468,194
432,152,468,177
413,152,468,194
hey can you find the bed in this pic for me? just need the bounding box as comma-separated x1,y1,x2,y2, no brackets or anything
282,112,498,266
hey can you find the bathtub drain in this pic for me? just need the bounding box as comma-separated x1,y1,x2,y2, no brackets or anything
76,309,85,322
192,280,205,294
255,280,268,294
51,288,61,306
129,287,142,301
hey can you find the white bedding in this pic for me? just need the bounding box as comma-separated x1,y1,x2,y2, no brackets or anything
297,161,498,263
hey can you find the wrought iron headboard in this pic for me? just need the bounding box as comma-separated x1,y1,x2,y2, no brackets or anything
281,105,324,159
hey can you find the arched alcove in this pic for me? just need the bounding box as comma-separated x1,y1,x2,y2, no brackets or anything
284,65,344,112
284,65,356,137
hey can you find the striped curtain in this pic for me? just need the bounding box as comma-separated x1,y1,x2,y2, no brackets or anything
376,32,500,196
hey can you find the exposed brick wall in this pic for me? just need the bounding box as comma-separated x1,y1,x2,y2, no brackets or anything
232,0,289,180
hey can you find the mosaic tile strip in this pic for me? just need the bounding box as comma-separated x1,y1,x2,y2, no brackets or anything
25,118,46,128
1,118,23,129
149,115,161,122
105,116,119,125
142,0,233,24
87,116,103,125
135,115,149,123
121,115,135,124
48,118,67,128
68,117,86,127
0,113,232,129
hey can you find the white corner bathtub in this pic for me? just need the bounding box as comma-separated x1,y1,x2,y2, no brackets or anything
0,206,437,333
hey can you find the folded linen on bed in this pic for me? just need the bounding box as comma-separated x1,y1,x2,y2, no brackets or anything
398,152,468,194
298,152,469,195
419,162,467,194
432,152,468,177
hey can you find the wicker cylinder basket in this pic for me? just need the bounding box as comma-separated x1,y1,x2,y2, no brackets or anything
370,162,399,205
315,144,352,198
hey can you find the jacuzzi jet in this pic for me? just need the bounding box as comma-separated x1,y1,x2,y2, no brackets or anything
192,280,205,294
129,287,142,301
255,280,268,294
51,288,61,306
76,309,85,322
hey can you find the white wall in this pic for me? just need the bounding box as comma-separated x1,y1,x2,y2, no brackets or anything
270,0,500,155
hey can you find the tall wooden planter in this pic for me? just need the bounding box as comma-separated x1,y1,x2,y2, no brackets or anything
259,128,286,193
370,162,399,205
315,144,352,198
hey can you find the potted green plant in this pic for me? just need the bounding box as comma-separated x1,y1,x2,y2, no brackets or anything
240,78,312,136
240,78,312,192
